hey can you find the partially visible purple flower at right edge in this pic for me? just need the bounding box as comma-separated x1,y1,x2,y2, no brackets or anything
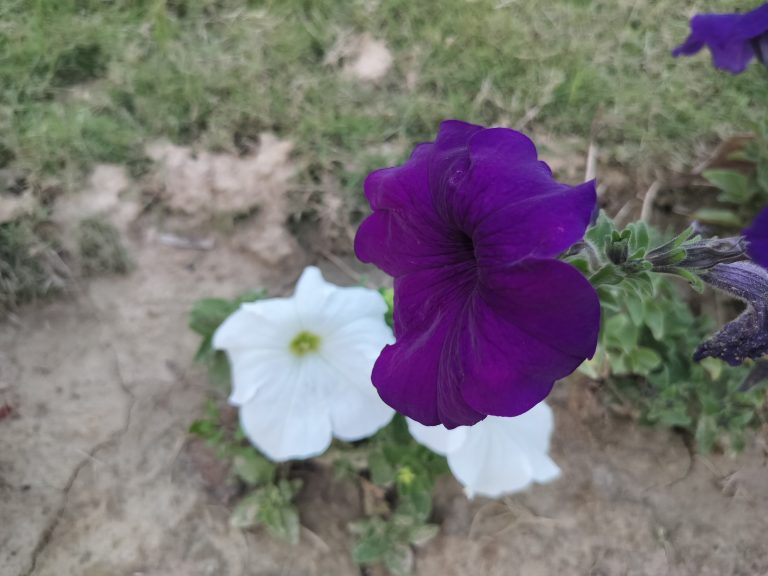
744,206,768,268
695,262,768,365
672,3,768,74
674,208,768,366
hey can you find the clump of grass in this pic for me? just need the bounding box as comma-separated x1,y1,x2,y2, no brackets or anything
0,215,67,313
77,217,132,276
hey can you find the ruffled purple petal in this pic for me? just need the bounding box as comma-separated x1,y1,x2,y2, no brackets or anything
472,179,597,267
373,266,485,427
745,206,768,269
373,259,599,426
355,144,454,277
439,127,596,264
710,40,756,74
459,259,600,417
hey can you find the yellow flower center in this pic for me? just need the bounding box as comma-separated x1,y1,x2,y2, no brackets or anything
290,330,321,356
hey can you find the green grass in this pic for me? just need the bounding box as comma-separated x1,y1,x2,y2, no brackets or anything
0,0,766,191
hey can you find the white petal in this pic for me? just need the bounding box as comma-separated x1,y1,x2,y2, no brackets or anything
527,451,561,484
294,267,390,337
445,406,560,499
328,383,394,441
407,419,468,456
321,286,388,331
324,315,394,359
225,349,293,406
448,423,534,499
495,403,560,484
321,316,392,385
316,343,393,440
213,300,300,352
293,267,336,328
500,402,555,454
238,356,333,462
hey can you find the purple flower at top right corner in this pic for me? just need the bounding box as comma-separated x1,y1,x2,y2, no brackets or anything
672,3,768,74
745,206,768,268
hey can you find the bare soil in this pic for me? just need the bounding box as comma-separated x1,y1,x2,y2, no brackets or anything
2,161,768,576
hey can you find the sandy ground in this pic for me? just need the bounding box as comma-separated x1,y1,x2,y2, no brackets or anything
2,160,768,576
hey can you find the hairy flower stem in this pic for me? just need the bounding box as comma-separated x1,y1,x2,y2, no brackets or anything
649,236,747,272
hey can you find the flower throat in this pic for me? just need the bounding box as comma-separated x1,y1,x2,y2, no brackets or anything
290,330,321,356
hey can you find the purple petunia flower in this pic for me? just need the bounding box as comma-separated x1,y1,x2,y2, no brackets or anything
672,3,768,74
354,120,600,428
744,206,768,268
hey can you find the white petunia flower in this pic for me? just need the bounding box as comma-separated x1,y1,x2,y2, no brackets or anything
407,403,560,499
213,266,395,462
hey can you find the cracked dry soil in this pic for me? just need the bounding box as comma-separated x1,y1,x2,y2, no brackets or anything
2,216,768,576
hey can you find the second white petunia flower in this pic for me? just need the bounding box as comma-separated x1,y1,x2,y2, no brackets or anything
213,266,395,462
407,403,561,498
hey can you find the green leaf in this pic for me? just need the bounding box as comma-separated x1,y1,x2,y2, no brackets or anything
630,221,650,252
208,351,232,387
368,448,396,485
232,449,275,486
188,401,223,443
193,334,213,362
691,208,743,228
408,523,439,546
189,418,216,439
695,416,718,453
189,298,238,336
607,352,628,375
230,493,262,529
702,169,751,203
699,357,724,380
585,211,616,250
668,267,705,293
632,272,656,297
625,296,644,326
258,480,303,544
397,482,433,522
568,257,591,275
383,543,414,576
590,264,625,286
604,314,638,350
630,347,662,374
731,409,755,428
352,518,390,564
643,301,665,340
263,501,300,544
